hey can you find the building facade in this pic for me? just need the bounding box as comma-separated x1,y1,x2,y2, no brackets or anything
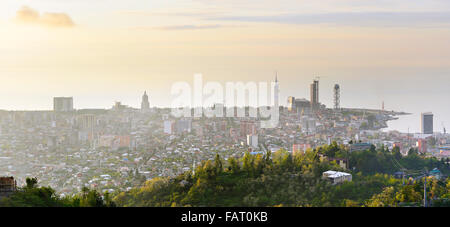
247,134,258,148
53,97,73,112
0,177,17,199
310,80,319,109
274,74,279,109
421,112,433,135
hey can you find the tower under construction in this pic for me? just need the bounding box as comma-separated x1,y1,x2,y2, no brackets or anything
310,80,319,109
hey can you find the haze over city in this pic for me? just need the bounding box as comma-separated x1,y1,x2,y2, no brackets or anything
1,0,450,212
1,0,450,133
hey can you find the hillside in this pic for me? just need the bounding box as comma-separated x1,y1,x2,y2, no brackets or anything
113,144,450,207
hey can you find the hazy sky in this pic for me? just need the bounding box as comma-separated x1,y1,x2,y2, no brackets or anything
0,0,450,132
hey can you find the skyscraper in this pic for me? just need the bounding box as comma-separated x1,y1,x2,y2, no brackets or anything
141,91,150,112
421,112,434,135
287,96,295,112
53,97,73,112
310,80,319,109
274,73,279,109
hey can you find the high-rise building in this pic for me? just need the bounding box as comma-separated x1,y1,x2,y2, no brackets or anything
295,98,311,115
421,112,434,134
310,80,319,109
287,97,311,114
240,120,257,137
53,97,73,112
274,73,279,108
141,91,150,112
287,96,295,112
164,120,174,134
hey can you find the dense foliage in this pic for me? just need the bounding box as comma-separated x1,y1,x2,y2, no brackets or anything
113,143,450,207
0,177,116,207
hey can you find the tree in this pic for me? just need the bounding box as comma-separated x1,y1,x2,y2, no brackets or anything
392,147,402,160
408,148,418,157
344,199,361,207
254,154,265,175
25,177,38,189
103,191,116,207
365,187,397,207
77,187,107,207
242,152,254,176
214,153,223,174
227,157,240,174
265,150,272,166
0,178,68,207
395,185,421,204
427,137,437,147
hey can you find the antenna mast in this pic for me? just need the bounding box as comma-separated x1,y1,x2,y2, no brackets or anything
333,84,340,110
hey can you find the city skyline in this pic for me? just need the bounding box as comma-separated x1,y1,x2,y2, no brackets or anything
1,0,449,132
0,77,445,135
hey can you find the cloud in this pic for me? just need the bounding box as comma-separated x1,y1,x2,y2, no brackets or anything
155,24,223,30
15,6,40,23
15,6,75,27
115,10,223,18
208,11,450,27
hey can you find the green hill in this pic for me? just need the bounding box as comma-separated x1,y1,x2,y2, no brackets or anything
113,144,450,207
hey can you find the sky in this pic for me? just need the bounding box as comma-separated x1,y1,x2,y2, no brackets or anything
0,0,450,133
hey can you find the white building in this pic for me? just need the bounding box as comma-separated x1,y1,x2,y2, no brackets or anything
322,171,352,185
301,117,316,133
274,73,279,108
247,134,258,148
164,120,173,134
53,97,73,112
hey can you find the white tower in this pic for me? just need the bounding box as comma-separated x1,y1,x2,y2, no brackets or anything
141,91,150,112
274,72,279,109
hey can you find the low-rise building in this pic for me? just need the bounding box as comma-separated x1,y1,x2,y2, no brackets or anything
322,171,352,185
429,168,442,180
0,176,17,198
349,143,373,152
319,154,349,170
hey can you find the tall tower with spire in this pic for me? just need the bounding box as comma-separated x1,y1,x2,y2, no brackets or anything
141,91,150,112
274,72,279,109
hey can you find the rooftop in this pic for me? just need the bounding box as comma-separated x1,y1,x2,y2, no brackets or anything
323,171,351,178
